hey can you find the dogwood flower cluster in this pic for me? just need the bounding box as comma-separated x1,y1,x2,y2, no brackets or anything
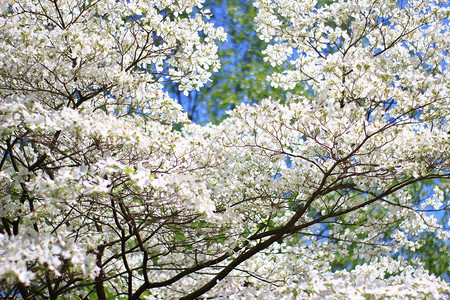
0,229,98,286
210,254,449,299
0,0,448,299
254,0,449,119
0,0,226,297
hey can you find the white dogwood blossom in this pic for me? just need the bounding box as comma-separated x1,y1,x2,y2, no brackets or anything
0,0,449,299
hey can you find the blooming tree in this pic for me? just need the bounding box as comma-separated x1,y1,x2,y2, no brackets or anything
0,0,449,299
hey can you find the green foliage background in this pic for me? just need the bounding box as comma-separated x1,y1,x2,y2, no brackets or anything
171,0,286,123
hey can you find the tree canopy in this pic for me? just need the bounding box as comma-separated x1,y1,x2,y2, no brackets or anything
0,0,449,299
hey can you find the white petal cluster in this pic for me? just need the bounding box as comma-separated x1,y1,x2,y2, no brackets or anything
0,229,98,286
0,0,224,296
0,0,448,299
210,256,450,299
